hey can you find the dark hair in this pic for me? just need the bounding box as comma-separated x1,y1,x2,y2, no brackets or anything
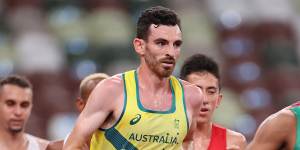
180,53,221,88
136,6,181,41
0,75,32,90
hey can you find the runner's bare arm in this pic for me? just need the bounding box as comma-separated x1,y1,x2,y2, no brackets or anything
246,110,294,150
182,81,204,139
46,140,63,150
63,76,123,150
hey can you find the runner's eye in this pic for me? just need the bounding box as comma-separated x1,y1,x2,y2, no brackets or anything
5,100,15,107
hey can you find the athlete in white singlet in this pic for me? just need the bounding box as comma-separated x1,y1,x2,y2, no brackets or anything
0,75,49,150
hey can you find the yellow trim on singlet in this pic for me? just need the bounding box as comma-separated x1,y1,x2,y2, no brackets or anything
90,70,189,150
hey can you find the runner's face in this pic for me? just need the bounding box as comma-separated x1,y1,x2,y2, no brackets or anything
143,24,182,77
0,84,32,133
186,72,222,123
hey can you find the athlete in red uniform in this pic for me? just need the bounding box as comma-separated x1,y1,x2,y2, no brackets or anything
207,124,227,150
180,54,247,150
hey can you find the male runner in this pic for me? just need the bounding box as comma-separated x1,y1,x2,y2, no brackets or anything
46,73,109,150
64,6,203,150
180,54,247,150
247,101,300,150
0,75,49,150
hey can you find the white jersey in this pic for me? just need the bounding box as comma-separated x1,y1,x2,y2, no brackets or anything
26,134,40,150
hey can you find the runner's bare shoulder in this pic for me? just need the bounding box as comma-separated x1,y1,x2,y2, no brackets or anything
91,74,124,102
226,129,247,150
179,79,203,105
264,108,295,131
249,109,295,149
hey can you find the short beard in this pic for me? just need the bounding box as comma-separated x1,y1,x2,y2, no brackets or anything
146,56,171,77
144,48,174,78
9,127,23,134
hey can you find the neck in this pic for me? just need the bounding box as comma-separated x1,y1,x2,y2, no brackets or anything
194,122,213,138
190,122,214,150
137,65,170,92
0,129,27,149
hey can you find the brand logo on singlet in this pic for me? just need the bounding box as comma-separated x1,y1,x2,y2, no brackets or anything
130,114,142,125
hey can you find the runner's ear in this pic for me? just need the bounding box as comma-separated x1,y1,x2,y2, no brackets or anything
133,38,145,56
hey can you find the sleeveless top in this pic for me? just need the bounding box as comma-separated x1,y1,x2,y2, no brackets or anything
207,124,227,150
26,134,40,150
90,70,189,150
289,101,300,150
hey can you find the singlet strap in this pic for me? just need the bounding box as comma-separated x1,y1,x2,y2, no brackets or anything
290,106,300,150
26,134,40,150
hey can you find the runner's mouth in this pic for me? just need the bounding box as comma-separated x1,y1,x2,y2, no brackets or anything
200,108,209,112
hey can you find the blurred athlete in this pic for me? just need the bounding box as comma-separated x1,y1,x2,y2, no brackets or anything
0,75,49,150
180,54,247,150
46,73,109,150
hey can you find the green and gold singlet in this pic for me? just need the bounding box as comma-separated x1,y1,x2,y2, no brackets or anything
90,70,189,150
290,102,300,150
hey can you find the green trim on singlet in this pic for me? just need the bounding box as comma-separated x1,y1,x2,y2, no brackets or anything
290,106,300,150
104,128,137,150
178,79,189,131
99,73,127,131
134,70,176,114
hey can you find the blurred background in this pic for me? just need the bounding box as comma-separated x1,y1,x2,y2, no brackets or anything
0,0,300,142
